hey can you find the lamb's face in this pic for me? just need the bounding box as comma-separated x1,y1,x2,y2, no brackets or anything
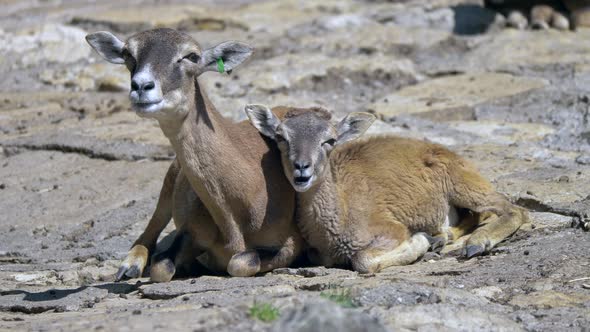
86,28,253,122
274,111,337,192
245,105,376,193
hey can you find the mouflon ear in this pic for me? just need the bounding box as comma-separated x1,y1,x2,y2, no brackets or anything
245,104,281,139
335,112,376,145
201,41,253,73
86,31,126,64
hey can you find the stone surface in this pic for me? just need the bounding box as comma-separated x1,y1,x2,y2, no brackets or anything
273,266,356,278
271,299,388,332
1,0,589,331
355,283,490,308
140,275,290,299
509,291,590,309
0,286,108,313
248,54,418,93
416,29,590,75
371,73,548,120
379,304,525,332
39,63,129,92
529,212,575,229
0,24,90,70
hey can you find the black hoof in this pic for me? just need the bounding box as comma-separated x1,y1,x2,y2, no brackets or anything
115,266,128,281
464,245,485,258
431,238,446,253
116,264,142,281
421,233,445,253
126,265,141,278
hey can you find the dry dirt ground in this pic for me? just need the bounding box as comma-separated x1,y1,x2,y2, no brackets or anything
0,0,589,331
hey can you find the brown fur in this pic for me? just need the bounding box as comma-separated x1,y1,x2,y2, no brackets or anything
249,109,529,274
119,104,304,281
87,29,303,281
284,107,332,120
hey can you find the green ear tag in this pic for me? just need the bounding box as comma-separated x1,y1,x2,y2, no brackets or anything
216,58,225,73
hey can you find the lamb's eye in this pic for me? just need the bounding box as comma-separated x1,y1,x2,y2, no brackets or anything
182,53,200,63
122,49,132,59
275,134,286,143
322,138,336,146
122,50,136,71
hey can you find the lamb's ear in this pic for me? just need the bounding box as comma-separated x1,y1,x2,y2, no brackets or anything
86,31,125,64
245,104,280,139
201,41,253,73
335,112,376,145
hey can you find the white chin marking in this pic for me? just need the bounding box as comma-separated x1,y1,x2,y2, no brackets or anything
132,101,164,116
293,175,315,192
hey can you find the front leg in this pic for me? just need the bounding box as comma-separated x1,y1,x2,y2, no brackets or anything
213,210,250,276
257,233,304,273
219,211,247,254
463,204,529,258
116,160,180,281
226,232,304,277
150,173,222,281
150,229,206,282
352,233,431,273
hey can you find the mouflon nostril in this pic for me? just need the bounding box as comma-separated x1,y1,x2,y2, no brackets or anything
143,81,155,91
131,80,156,93
294,161,310,170
131,80,140,91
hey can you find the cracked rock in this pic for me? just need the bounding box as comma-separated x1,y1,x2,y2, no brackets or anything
0,286,108,313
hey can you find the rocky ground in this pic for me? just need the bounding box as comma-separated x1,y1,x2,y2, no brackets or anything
0,0,589,331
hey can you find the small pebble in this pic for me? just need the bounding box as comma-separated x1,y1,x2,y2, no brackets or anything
575,154,590,165
523,250,530,255
182,296,190,301
582,284,590,289
132,309,141,315
0,184,5,189
190,279,196,284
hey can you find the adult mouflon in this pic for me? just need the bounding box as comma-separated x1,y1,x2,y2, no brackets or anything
246,105,529,273
86,29,303,281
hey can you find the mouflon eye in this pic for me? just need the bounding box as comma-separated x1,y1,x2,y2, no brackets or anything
121,49,136,71
275,134,286,143
322,138,336,146
183,53,200,63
